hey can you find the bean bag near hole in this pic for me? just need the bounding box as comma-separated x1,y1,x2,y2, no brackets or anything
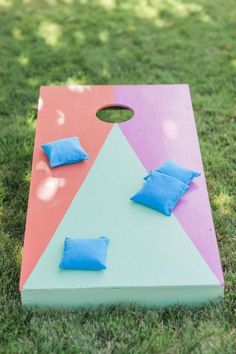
131,171,189,216
59,236,110,270
144,159,200,184
42,137,89,168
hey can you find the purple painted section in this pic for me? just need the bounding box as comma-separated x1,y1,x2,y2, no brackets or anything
116,85,224,286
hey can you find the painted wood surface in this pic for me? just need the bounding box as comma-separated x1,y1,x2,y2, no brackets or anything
20,85,224,308
117,85,223,285
20,86,114,288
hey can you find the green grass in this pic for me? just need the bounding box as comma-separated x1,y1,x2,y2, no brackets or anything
0,0,235,352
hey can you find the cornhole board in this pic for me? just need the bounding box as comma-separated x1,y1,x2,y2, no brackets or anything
20,85,224,308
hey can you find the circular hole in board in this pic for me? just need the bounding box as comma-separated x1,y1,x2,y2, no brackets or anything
96,105,134,123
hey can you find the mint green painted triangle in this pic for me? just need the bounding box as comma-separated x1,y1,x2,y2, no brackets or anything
24,125,219,292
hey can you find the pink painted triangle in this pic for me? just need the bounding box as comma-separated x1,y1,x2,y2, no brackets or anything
116,84,223,285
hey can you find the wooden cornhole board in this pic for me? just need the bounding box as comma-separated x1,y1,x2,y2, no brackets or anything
20,85,224,308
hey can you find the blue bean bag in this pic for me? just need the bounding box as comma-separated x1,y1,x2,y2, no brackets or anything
144,159,200,184
131,171,189,216
42,137,89,168
59,236,110,270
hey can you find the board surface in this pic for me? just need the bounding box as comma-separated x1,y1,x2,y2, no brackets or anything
20,85,224,308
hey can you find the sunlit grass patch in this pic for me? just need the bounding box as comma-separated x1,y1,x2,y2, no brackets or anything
38,21,61,47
